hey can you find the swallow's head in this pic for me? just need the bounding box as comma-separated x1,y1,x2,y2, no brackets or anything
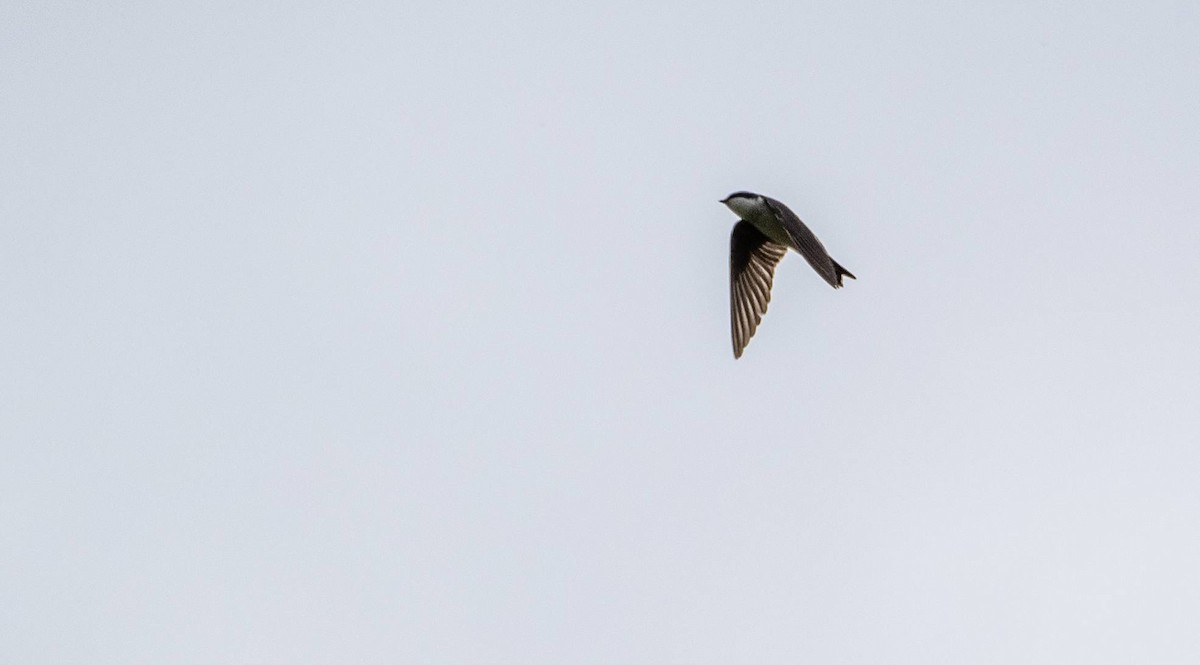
721,191,765,219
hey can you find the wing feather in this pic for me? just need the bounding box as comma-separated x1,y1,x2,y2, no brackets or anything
730,221,788,358
762,196,852,288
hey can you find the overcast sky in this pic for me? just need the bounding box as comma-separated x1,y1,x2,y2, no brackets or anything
4,2,1200,663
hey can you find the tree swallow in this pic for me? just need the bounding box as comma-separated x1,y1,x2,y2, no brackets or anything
721,191,855,358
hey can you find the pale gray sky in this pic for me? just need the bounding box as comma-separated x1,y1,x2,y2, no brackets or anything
4,1,1200,663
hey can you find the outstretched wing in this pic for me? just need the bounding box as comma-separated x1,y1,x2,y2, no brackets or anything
763,196,854,288
730,220,788,359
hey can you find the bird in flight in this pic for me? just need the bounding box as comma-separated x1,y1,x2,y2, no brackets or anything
722,191,855,358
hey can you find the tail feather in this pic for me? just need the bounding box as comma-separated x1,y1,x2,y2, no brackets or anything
832,260,856,287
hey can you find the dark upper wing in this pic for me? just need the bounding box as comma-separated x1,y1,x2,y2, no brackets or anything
763,196,853,288
730,220,788,359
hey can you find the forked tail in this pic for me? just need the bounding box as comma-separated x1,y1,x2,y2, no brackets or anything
833,260,856,287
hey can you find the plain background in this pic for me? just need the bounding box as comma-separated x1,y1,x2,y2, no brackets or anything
4,2,1200,663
